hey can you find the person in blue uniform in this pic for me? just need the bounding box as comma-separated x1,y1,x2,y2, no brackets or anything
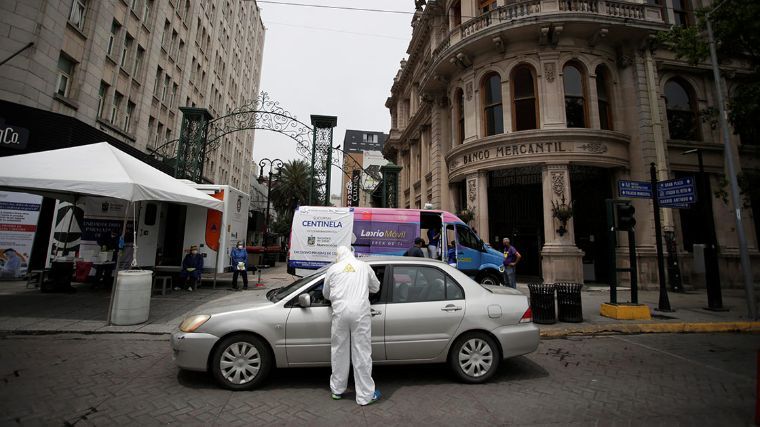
178,245,203,291
230,241,249,291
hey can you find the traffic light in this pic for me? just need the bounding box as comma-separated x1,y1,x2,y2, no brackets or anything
616,202,636,231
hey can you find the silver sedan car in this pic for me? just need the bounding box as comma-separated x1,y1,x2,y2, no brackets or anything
171,257,539,390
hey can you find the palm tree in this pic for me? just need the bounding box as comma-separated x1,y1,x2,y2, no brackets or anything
270,159,322,235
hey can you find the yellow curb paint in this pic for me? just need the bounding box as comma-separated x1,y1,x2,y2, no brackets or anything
539,321,760,337
599,303,652,320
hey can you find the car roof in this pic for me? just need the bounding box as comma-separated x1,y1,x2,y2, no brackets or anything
359,256,448,265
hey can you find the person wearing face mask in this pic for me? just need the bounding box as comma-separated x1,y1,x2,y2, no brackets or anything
230,241,249,291
177,245,203,292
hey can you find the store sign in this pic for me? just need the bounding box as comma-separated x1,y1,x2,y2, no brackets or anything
452,141,610,171
462,142,568,166
0,118,30,150
350,170,361,207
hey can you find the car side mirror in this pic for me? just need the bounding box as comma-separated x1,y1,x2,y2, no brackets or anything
298,293,311,308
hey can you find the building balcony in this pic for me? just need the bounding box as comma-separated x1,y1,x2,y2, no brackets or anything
421,0,667,91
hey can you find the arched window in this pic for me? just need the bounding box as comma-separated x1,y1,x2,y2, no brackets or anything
455,88,465,145
482,73,503,136
512,65,538,131
595,65,613,130
665,78,699,140
563,62,587,128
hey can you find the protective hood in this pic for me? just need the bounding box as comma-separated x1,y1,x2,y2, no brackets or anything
335,245,354,262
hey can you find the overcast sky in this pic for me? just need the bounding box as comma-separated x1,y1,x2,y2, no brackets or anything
253,0,415,199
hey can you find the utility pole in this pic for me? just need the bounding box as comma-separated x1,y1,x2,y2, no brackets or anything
705,4,756,319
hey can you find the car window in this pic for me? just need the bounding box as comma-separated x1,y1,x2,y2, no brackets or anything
370,265,385,304
306,280,330,306
456,225,480,250
446,279,465,300
391,266,447,303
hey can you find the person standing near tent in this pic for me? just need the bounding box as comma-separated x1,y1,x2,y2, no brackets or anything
230,241,249,291
322,246,381,406
177,245,203,291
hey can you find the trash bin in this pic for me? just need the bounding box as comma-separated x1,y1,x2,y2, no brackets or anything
527,283,556,324
555,282,583,323
110,270,152,325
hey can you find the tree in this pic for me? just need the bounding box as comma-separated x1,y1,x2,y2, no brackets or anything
269,159,323,236
657,0,760,203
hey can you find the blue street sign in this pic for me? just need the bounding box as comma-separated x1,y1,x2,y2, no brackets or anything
660,202,691,209
657,177,696,207
618,180,652,199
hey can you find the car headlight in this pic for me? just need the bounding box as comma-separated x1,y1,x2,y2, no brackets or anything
179,315,211,332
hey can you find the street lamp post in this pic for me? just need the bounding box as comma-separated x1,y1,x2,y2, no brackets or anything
258,158,283,247
682,148,725,310
704,2,755,319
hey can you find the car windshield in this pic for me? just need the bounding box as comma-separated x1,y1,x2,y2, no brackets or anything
268,265,329,302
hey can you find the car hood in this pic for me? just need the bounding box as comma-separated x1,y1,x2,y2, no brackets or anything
190,289,273,316
483,285,524,296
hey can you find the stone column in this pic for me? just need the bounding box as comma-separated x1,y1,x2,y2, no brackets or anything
540,163,584,283
477,171,490,240
538,53,564,129
431,95,449,211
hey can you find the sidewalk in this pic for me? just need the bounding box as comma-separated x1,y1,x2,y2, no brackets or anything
0,267,757,337
521,283,760,337
0,264,297,335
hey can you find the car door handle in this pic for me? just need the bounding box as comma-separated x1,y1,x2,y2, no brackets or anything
441,304,462,312
371,309,382,317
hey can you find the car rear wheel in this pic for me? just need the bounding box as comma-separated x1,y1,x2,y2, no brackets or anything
479,272,502,286
211,333,272,390
449,332,500,384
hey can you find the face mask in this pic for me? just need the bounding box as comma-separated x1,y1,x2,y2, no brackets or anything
238,245,243,249
191,250,198,254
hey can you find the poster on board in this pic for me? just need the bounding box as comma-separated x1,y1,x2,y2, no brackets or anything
0,191,42,279
288,207,354,269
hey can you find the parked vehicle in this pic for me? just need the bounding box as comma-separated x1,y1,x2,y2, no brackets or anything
171,257,539,390
288,206,505,285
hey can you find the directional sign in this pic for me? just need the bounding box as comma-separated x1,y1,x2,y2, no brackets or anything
618,180,652,199
657,177,696,207
660,202,691,209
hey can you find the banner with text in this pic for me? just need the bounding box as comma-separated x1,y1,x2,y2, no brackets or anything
0,191,42,278
289,207,354,269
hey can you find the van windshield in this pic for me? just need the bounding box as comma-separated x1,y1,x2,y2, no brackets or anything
268,265,329,302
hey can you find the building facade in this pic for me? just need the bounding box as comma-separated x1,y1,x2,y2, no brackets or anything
385,0,759,287
341,129,389,207
0,0,265,189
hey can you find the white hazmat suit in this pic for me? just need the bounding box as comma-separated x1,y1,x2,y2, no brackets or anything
322,246,381,405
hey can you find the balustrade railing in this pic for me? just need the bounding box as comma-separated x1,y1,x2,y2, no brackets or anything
427,0,659,72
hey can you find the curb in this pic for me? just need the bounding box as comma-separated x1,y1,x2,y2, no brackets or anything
540,321,760,338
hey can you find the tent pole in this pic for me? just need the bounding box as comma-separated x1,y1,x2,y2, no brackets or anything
212,236,219,289
107,201,131,325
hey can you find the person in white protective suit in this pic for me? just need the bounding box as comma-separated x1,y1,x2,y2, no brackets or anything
322,246,382,405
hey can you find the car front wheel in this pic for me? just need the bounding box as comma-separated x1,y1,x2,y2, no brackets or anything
449,332,500,384
211,333,272,390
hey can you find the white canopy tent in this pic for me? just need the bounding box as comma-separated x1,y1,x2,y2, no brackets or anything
0,142,225,325
0,142,222,210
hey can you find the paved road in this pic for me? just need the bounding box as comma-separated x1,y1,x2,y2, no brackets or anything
0,333,757,426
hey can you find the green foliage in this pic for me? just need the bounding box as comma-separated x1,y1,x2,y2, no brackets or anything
268,159,324,237
656,0,760,141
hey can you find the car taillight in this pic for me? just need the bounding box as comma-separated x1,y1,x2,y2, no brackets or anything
519,307,532,323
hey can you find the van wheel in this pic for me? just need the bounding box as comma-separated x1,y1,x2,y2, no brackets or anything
479,272,502,286
449,332,500,383
211,333,272,390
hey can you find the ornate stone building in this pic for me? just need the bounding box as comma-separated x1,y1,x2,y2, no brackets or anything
385,0,759,287
0,0,265,188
